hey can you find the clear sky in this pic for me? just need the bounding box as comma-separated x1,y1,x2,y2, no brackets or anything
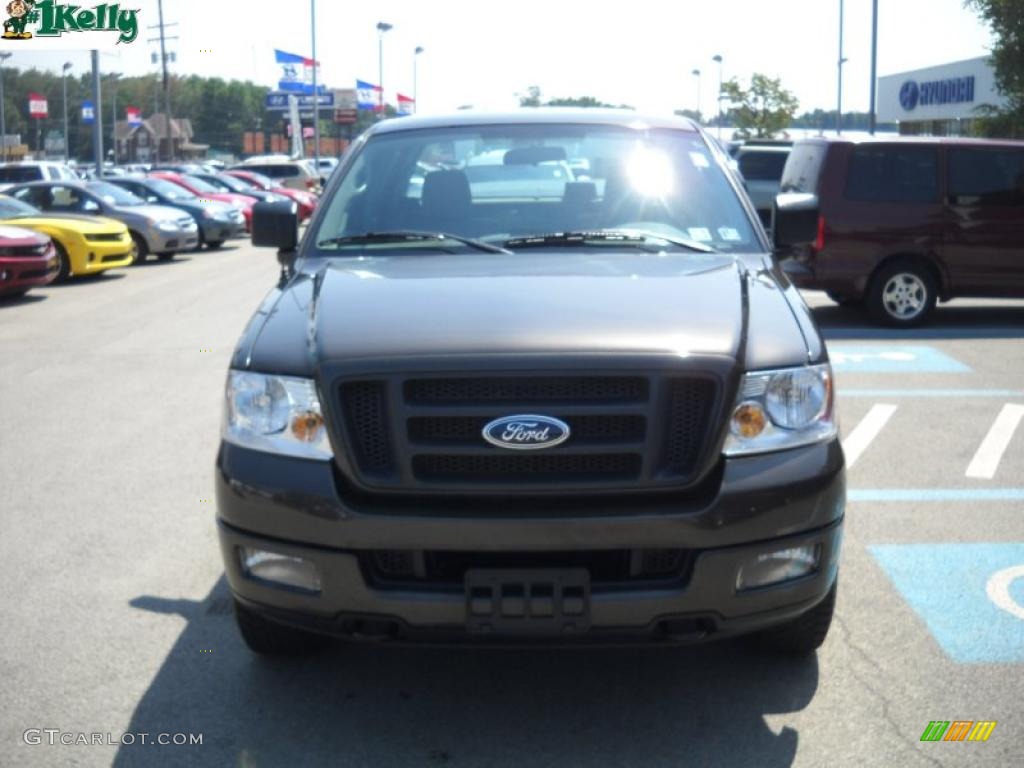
7,0,995,116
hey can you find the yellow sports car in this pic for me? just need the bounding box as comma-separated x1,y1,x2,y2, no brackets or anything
0,194,133,280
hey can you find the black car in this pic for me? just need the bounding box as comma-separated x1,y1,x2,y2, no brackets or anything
217,110,844,656
107,176,245,249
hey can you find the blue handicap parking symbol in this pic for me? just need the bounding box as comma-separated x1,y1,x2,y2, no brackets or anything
828,345,970,373
870,543,1024,663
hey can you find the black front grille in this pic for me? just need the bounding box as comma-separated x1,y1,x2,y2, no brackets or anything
413,453,641,483
408,414,645,445
335,371,721,495
405,376,648,405
85,232,124,242
366,548,691,586
340,381,395,474
663,379,719,473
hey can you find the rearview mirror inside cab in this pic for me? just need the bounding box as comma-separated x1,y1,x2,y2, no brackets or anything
772,193,820,252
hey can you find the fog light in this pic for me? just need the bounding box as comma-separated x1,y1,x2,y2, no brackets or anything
736,544,820,592
238,547,321,593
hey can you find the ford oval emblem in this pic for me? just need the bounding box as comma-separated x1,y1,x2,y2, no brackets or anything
482,414,571,451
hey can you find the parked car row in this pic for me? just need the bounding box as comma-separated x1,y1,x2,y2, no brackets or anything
0,157,322,299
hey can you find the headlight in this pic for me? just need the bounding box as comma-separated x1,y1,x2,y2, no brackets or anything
723,363,836,456
223,371,332,460
156,219,179,232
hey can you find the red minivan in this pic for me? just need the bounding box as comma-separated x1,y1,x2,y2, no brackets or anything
778,136,1024,326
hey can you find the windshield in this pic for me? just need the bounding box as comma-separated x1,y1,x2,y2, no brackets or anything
88,181,144,206
211,174,249,193
144,178,195,201
181,174,219,194
0,196,41,217
314,124,758,253
238,171,274,189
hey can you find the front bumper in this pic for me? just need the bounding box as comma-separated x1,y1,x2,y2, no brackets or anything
216,439,845,644
200,220,244,243
0,251,58,293
148,227,200,254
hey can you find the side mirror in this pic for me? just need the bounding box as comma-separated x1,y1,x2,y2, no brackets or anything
772,193,819,252
252,200,299,250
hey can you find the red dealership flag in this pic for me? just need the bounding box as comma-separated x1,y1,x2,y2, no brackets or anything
397,93,415,115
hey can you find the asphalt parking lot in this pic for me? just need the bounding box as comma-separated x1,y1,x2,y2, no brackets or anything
1,245,1022,767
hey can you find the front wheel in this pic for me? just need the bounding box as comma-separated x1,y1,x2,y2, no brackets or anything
157,253,176,262
866,261,938,326
747,581,837,655
53,241,71,282
130,233,149,265
234,600,330,656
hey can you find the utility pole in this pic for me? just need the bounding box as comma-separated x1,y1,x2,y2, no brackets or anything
62,62,72,162
147,0,177,161
1,52,12,163
869,0,879,134
91,51,103,172
109,73,120,166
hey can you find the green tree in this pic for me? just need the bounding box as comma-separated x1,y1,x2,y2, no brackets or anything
720,74,799,139
965,0,1024,136
518,86,543,107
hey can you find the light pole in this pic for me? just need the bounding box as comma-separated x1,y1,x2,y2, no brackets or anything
837,0,847,135
109,72,121,167
691,68,701,123
62,62,72,162
311,0,320,169
869,0,879,134
414,46,424,114
712,54,723,140
0,52,11,163
376,22,393,114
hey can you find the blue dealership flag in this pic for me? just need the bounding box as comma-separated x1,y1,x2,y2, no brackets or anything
276,49,320,94
357,80,383,110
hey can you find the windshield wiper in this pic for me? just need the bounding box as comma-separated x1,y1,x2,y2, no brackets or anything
503,230,716,253
317,230,513,255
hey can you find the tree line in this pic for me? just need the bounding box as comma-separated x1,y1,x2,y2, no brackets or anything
1,67,269,159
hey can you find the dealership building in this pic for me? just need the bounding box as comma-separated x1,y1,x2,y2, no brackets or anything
877,56,1007,136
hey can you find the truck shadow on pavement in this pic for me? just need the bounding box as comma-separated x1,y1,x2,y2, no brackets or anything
813,303,1024,340
117,577,818,768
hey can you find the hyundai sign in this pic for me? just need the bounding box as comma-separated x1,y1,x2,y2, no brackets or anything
878,56,1004,124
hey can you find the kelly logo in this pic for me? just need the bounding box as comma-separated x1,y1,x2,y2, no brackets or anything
2,1,139,43
920,721,997,743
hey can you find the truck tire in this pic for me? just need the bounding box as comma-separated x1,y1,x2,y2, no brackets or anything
748,581,837,655
866,260,937,326
234,599,330,656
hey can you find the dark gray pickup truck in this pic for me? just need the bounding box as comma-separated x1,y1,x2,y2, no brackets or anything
216,110,845,655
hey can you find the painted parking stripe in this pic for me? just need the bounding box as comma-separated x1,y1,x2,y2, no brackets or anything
966,404,1024,480
829,345,969,373
842,404,897,468
870,543,1024,663
850,488,1024,502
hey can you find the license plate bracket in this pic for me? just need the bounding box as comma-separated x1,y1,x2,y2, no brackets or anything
464,568,591,635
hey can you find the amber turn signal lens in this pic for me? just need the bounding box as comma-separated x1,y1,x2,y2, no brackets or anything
290,411,325,443
731,403,767,439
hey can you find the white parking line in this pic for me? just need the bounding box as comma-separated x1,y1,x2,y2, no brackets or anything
966,404,1024,480
842,404,898,469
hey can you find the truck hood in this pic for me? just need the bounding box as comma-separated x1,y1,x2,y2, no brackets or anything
242,251,817,376
311,251,745,362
